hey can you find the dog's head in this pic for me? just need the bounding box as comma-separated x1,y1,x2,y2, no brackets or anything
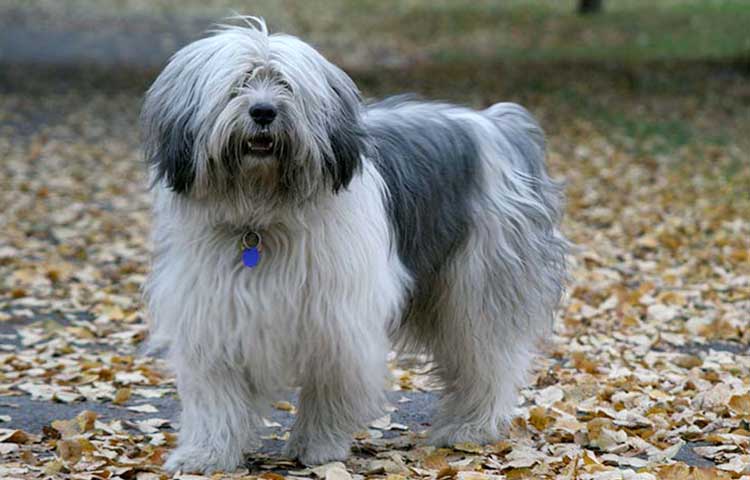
141,18,365,201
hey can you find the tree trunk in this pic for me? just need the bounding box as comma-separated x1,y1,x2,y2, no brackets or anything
579,0,603,14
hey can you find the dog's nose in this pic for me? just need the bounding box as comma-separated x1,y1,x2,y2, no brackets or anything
249,103,277,126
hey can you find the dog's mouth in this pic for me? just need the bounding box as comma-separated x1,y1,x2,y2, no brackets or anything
245,135,274,156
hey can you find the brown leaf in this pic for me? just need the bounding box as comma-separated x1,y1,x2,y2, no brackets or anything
571,351,599,374
51,419,78,439
57,439,82,464
259,473,286,480
674,354,703,369
728,394,750,416
656,463,693,480
0,428,30,444
436,466,457,480
422,453,449,471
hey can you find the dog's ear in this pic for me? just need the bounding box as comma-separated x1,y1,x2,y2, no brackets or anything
141,85,197,194
323,72,365,192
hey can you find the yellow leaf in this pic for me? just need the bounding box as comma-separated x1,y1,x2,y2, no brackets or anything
691,466,731,479
656,463,693,480
112,387,131,405
581,450,600,466
77,438,96,454
454,442,484,453
273,400,295,412
76,410,97,432
504,468,532,479
528,406,552,431
44,460,64,475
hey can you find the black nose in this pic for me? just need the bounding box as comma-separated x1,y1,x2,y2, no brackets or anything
249,103,277,126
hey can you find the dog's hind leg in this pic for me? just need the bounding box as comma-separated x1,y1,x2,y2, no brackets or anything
415,243,541,446
423,201,565,446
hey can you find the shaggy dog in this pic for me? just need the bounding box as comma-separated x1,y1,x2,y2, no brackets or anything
141,17,567,473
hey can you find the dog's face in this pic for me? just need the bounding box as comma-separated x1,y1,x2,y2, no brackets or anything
141,18,365,201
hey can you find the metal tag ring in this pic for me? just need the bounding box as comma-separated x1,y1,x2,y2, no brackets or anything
242,231,262,249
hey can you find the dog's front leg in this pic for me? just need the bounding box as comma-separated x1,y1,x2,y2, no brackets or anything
283,318,390,465
164,360,260,474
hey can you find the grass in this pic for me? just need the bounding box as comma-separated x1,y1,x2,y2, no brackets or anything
372,0,750,63
6,0,750,63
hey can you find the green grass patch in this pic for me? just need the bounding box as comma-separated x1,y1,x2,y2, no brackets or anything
7,0,750,64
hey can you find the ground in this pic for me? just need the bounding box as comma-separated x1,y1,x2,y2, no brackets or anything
1,1,749,479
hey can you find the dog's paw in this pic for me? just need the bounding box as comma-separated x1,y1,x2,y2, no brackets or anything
164,445,243,474
284,434,350,465
428,420,507,448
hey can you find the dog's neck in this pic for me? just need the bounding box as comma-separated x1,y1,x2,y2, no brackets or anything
169,182,334,235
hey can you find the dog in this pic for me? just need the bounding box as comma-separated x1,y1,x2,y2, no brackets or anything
141,17,567,473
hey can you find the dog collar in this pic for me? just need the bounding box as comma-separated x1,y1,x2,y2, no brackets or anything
240,230,262,268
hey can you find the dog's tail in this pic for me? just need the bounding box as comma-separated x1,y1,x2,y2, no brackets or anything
483,103,546,179
480,102,569,329
482,102,563,223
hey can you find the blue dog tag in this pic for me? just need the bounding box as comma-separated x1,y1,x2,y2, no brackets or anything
240,231,262,268
242,247,260,268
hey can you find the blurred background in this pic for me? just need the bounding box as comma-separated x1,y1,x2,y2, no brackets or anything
1,0,748,181
2,0,749,152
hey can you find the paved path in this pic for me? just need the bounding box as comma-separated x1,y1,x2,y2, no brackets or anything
0,5,207,71
0,391,438,454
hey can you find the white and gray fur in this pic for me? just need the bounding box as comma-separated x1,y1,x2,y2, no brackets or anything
141,17,567,473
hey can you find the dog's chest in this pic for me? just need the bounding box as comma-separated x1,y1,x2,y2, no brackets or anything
147,169,411,374
188,228,308,321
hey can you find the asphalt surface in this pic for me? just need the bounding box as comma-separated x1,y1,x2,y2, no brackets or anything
0,391,438,456
0,5,205,69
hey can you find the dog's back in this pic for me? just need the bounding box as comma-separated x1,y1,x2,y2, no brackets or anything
364,97,564,303
365,97,481,289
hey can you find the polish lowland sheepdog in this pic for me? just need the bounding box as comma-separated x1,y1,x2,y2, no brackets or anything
141,17,567,473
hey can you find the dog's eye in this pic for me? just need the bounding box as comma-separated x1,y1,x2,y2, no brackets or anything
278,78,293,93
